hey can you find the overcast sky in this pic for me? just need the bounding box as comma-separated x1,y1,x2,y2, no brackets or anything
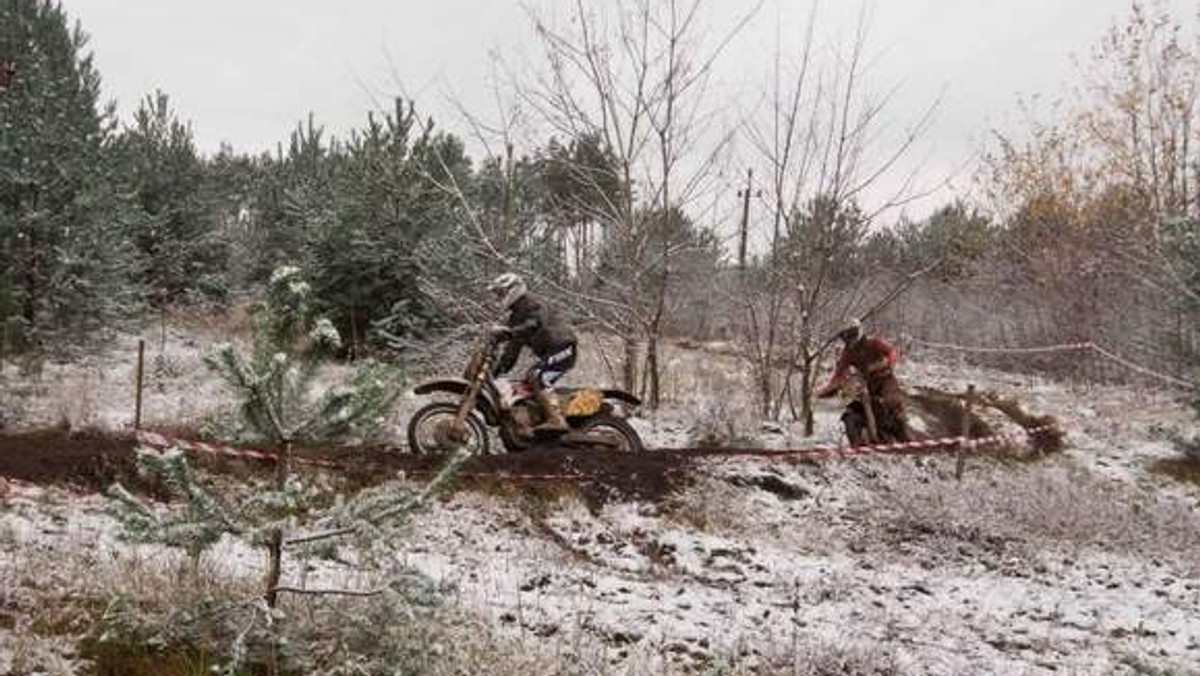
66,0,1195,222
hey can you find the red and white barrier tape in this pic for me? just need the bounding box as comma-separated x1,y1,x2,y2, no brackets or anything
1085,342,1196,389
134,424,1060,481
693,424,1060,461
907,338,1093,355
134,430,582,480
134,430,338,469
403,470,590,482
907,337,1195,390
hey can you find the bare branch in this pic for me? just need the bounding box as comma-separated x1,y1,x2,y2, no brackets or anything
271,586,384,598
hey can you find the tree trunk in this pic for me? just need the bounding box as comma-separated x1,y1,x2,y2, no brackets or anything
263,440,291,607
349,305,359,361
800,356,815,436
622,334,638,394
21,229,38,326
647,331,660,409
503,142,515,254
758,356,773,420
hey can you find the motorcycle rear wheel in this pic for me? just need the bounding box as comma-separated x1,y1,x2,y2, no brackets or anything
406,402,490,455
577,414,644,453
498,424,532,453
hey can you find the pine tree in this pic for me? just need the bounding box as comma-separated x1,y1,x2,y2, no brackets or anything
114,90,228,304
109,266,463,617
1161,217,1200,460
203,144,262,293
247,101,482,354
306,100,470,352
249,115,336,284
0,0,140,350
202,265,399,447
107,447,250,563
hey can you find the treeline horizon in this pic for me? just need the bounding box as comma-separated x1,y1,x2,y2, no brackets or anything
3,0,1198,415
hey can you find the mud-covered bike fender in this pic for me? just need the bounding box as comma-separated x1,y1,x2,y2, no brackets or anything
412,379,501,425
601,389,641,408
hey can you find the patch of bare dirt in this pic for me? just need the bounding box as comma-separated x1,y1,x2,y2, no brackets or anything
0,428,696,505
308,445,696,505
0,428,138,490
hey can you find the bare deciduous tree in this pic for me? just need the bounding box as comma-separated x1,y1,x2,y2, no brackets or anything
738,4,939,430
979,1,1200,377
432,0,758,408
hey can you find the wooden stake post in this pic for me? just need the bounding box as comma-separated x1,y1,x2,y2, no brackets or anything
134,339,145,429
956,384,975,480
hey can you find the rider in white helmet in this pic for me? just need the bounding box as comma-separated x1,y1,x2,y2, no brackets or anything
487,273,578,434
817,318,909,444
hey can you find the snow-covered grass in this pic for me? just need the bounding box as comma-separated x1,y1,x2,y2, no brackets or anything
0,483,896,676
0,308,248,433
4,322,1200,674
396,455,1200,674
0,485,260,674
876,461,1200,566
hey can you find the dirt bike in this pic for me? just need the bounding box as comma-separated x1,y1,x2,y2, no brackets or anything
837,375,910,446
405,332,645,455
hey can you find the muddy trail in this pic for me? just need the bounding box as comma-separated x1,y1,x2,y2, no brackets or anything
0,386,1057,502
0,428,142,489
0,428,697,503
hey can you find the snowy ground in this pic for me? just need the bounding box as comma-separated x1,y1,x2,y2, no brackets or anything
2,326,1199,674
390,357,1200,675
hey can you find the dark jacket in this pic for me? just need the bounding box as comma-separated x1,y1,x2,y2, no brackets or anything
493,293,576,376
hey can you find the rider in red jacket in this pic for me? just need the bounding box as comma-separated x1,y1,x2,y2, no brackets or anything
817,320,910,444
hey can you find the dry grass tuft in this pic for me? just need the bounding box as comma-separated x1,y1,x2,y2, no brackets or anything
874,462,1200,567
1149,456,1200,488
686,397,764,448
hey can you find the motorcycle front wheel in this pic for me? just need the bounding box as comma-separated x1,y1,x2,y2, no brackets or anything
406,402,490,455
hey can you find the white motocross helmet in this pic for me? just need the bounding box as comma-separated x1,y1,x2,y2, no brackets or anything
836,318,863,343
487,272,528,310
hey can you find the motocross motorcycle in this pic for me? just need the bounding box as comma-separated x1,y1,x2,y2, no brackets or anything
837,376,909,446
406,333,645,454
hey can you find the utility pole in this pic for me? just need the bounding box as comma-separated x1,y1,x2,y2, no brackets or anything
1,0,16,94
503,141,515,253
737,168,753,275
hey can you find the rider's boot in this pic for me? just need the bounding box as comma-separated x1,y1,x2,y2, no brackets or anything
532,389,569,435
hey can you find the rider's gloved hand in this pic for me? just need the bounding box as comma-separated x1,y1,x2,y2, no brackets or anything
521,365,541,385
488,323,513,340
815,386,838,399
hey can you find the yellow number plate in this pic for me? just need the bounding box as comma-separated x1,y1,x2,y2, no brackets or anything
565,389,603,417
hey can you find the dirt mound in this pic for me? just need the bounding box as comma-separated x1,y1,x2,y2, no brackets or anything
2,381,1061,502
909,386,1064,453
0,428,138,490
909,387,995,439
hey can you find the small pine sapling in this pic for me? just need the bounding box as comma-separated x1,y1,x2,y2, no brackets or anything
107,447,241,566
108,266,459,600
105,265,468,673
